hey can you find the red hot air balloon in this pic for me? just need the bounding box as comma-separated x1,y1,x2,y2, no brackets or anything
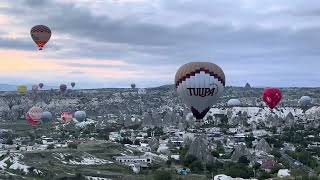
30,25,51,50
262,87,282,109
26,106,43,126
60,84,67,93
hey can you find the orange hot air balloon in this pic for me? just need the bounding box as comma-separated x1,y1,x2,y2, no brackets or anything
30,25,51,50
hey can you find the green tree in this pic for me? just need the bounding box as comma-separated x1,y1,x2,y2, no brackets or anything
183,155,198,167
153,170,172,180
238,156,250,165
190,160,204,173
211,150,220,158
47,144,55,150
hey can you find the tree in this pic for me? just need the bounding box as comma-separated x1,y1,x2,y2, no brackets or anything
183,155,198,167
5,138,13,145
134,139,141,145
271,150,281,159
190,160,204,173
166,159,172,167
47,144,55,150
238,156,250,165
67,143,78,149
211,150,220,158
153,170,172,180
225,164,253,179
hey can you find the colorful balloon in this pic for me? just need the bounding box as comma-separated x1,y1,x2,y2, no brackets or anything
71,82,76,88
175,62,225,119
61,112,73,123
262,87,282,109
60,84,67,93
17,85,27,95
30,25,51,50
26,106,43,126
32,84,39,92
39,83,44,89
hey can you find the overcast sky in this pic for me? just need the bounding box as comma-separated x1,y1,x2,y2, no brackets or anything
0,0,319,88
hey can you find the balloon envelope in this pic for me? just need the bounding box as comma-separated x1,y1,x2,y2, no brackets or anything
262,87,282,109
17,85,27,95
299,96,312,106
71,82,76,88
131,83,136,89
41,111,53,123
175,62,226,119
227,99,241,106
61,112,73,123
32,84,39,92
60,84,67,93
39,83,44,89
26,106,43,126
74,111,86,122
30,25,51,50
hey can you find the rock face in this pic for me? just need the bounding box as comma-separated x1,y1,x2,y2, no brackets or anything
255,138,271,153
231,144,251,162
186,135,213,162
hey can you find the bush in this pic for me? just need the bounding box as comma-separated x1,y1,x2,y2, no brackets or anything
67,143,78,149
238,156,250,165
183,155,197,167
211,150,220,158
47,144,54,150
224,163,253,179
190,160,204,173
153,170,172,180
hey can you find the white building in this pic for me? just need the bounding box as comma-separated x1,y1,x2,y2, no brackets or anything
114,155,152,164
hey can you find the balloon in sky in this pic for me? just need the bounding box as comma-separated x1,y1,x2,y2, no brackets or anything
175,62,226,119
227,98,241,106
41,111,53,123
32,84,39,92
26,106,43,126
60,84,67,93
30,25,51,50
71,82,76,88
17,85,27,95
262,87,282,109
298,96,312,107
61,112,73,123
131,83,136,89
74,111,86,122
39,83,44,89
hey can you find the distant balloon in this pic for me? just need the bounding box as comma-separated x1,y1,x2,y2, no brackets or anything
32,84,39,92
41,111,53,123
17,85,27,95
298,96,312,107
131,83,136,89
74,111,86,122
71,82,76,88
26,106,43,126
39,83,44,89
61,112,73,123
175,62,225,119
138,88,147,95
30,25,51,50
60,84,67,93
227,99,241,106
262,87,282,109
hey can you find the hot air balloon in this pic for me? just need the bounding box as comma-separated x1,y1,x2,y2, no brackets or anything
41,111,53,123
17,85,27,95
26,106,43,126
298,96,312,107
131,83,136,89
262,87,282,109
175,62,225,120
71,82,76,88
61,112,73,123
32,84,39,92
60,84,67,93
227,99,241,106
30,25,51,50
74,111,86,122
138,88,147,95
39,83,44,89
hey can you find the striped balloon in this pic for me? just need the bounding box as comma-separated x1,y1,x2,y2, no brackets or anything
175,62,225,120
